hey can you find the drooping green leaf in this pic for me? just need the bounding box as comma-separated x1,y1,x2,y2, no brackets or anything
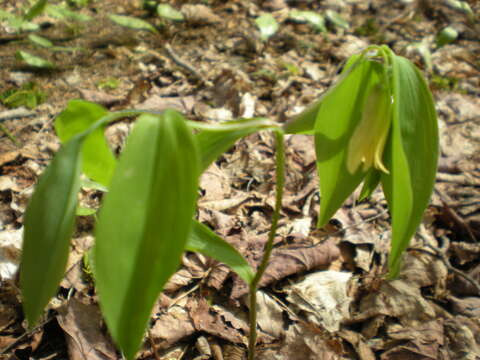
255,13,279,41
382,54,438,278
195,119,270,171
24,0,48,21
21,136,83,326
314,55,387,226
289,10,326,32
187,221,254,284
16,51,54,69
93,110,200,360
108,14,157,33
157,4,184,21
55,100,115,187
283,54,363,135
28,34,53,48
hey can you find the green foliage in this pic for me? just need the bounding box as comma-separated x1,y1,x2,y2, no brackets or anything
55,100,115,186
286,45,438,278
108,14,158,33
20,45,438,359
0,82,47,109
255,13,279,41
21,136,83,326
157,4,184,21
93,111,200,359
187,221,254,284
96,77,121,91
16,51,54,69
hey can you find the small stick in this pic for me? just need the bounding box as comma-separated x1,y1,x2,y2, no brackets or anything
164,43,212,87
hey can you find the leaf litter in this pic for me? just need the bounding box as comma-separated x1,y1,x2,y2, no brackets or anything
0,0,479,359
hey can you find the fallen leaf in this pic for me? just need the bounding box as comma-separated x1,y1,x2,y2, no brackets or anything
181,4,222,25
287,271,352,332
57,298,118,360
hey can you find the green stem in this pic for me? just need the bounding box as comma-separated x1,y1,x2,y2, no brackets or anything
248,130,285,360
0,124,20,146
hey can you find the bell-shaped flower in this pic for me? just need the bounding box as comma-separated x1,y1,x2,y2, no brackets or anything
284,45,438,278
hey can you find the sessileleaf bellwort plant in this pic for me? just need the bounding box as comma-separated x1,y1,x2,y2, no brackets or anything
20,44,438,360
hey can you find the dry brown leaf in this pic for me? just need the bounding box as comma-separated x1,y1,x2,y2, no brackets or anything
188,298,249,345
381,320,446,360
136,95,195,114
231,238,340,299
255,290,285,339
287,271,352,333
149,301,196,351
78,89,124,107
355,279,436,327
57,298,117,360
181,4,222,25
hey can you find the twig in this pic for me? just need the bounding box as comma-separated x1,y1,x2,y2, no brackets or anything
164,43,212,87
413,234,480,295
0,317,53,355
0,108,36,122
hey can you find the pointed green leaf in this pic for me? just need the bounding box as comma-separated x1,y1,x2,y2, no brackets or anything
55,100,115,187
93,110,200,360
46,4,92,21
195,119,268,172
24,0,48,20
255,13,279,41
358,169,381,201
108,14,158,33
315,56,387,226
382,55,438,277
289,10,326,32
187,221,254,284
21,137,83,326
157,4,184,21
283,54,363,135
16,51,54,69
28,34,53,48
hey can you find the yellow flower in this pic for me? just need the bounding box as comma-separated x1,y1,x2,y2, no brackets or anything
346,83,391,174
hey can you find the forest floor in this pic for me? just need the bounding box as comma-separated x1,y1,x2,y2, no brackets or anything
0,0,479,359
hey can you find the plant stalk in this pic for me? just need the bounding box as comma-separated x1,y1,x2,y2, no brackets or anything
248,130,285,360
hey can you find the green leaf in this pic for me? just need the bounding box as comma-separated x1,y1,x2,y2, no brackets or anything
314,55,386,226
55,100,115,187
382,54,438,278
76,206,97,216
436,26,458,47
358,169,381,201
16,51,54,69
46,4,92,21
28,34,53,48
157,4,184,21
289,10,326,32
325,10,349,30
195,119,268,172
255,13,279,41
187,221,254,284
108,14,158,33
93,110,200,360
24,0,48,21
283,54,363,135
21,136,83,326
